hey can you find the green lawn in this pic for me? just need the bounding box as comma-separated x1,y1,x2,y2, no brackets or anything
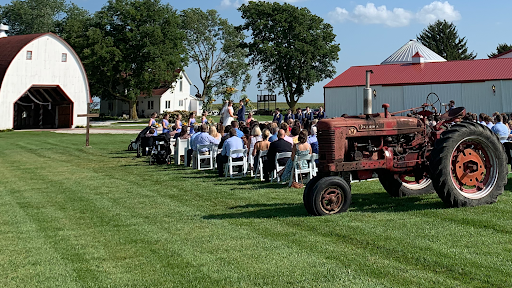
1,131,512,287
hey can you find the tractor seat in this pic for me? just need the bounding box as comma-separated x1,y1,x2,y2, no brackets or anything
440,107,466,120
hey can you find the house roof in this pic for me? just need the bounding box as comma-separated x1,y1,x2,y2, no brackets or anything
325,58,512,88
0,33,47,85
381,39,446,65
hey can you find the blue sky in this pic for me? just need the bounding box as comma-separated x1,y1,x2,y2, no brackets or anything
3,0,511,104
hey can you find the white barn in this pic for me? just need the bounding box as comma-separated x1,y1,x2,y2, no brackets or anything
0,28,90,130
325,40,512,117
100,70,202,118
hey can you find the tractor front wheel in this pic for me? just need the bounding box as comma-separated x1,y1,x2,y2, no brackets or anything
378,170,434,197
430,121,507,207
303,176,351,216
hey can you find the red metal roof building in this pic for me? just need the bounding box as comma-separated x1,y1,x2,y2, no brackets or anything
324,58,512,117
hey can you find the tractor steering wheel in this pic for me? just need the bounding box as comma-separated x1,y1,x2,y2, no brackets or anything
426,92,440,113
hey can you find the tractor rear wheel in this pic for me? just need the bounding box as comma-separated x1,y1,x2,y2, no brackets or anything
303,176,351,216
430,121,507,207
378,170,434,197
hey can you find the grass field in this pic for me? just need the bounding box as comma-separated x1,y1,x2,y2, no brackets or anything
1,131,512,287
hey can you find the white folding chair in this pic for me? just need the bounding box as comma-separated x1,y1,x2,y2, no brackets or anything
254,150,268,181
311,153,318,177
174,138,188,165
224,148,247,179
196,144,214,170
272,152,292,183
288,153,314,187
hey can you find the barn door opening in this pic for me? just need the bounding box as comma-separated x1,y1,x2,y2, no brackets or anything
13,86,74,129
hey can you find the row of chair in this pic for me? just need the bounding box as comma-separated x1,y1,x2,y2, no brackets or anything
172,137,318,186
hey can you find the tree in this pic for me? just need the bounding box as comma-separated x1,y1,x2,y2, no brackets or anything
80,0,188,119
238,2,340,110
180,8,250,112
0,0,67,35
488,43,512,58
417,20,476,60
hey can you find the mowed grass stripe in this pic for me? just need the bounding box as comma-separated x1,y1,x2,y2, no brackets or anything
1,132,512,287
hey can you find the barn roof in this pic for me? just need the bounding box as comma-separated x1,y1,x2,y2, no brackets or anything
325,58,512,88
0,33,48,85
381,39,446,65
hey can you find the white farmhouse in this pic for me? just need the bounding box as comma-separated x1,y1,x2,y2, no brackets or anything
100,70,202,118
0,26,90,130
324,40,512,117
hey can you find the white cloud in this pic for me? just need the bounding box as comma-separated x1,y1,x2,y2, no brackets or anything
329,1,461,27
416,1,461,24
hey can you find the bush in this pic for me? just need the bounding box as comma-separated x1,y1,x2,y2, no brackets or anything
163,110,191,123
0,129,13,133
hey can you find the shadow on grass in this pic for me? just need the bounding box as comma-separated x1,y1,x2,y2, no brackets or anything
203,192,445,219
203,203,306,219
349,192,445,213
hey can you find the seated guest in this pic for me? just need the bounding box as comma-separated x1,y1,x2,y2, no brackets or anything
280,130,312,185
263,129,293,182
250,126,263,152
308,126,319,154
231,120,244,138
290,126,301,144
253,129,271,173
145,128,156,137
485,116,494,129
177,125,190,140
217,128,245,177
218,125,232,149
491,114,510,143
268,126,279,142
186,124,205,166
209,125,222,141
216,123,225,137
188,124,220,167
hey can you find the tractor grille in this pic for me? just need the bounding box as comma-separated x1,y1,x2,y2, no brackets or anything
317,129,336,161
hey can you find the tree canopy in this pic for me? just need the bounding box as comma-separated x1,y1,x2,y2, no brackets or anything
180,8,250,112
79,0,188,119
0,0,77,35
487,43,512,58
238,2,340,110
417,20,476,60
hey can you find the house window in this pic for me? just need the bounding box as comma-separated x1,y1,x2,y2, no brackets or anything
61,53,67,62
147,100,154,110
165,100,170,109
179,100,183,106
26,51,32,60
108,102,113,111
179,80,183,92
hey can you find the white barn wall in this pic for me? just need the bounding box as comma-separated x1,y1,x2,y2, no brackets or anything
0,34,89,129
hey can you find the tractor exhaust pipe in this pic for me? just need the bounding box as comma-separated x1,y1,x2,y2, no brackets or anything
363,70,373,115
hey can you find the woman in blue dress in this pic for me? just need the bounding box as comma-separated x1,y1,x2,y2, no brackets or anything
162,113,170,134
280,130,312,184
148,112,158,136
201,111,208,124
188,112,197,134
175,114,183,133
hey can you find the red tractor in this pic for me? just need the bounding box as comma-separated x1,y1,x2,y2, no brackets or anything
304,71,508,216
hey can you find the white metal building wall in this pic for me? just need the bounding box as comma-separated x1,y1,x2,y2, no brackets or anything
325,80,512,118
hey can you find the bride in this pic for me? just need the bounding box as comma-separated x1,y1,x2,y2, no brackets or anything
221,100,235,125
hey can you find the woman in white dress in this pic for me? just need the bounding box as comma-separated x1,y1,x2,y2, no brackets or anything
221,100,235,125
